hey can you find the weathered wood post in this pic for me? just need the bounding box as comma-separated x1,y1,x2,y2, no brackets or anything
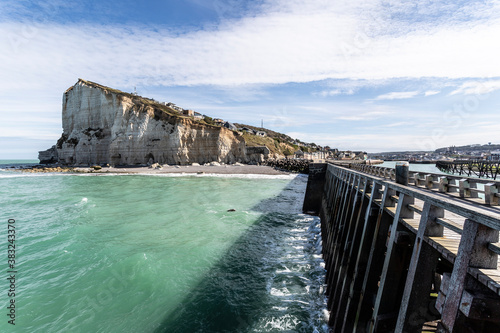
331,178,372,331
395,161,409,186
437,219,499,332
353,185,397,330
339,182,383,332
395,202,444,332
425,174,434,190
459,179,470,198
485,183,499,206
439,176,449,193
370,192,415,331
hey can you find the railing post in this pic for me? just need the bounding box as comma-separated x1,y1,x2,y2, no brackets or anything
425,174,434,190
414,172,421,186
331,178,371,332
438,176,448,193
395,161,409,185
353,185,396,330
485,183,499,206
438,219,499,332
395,202,444,332
459,178,470,198
340,182,383,332
370,192,414,331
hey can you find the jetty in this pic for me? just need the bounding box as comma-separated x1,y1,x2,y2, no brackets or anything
303,162,500,332
436,160,500,180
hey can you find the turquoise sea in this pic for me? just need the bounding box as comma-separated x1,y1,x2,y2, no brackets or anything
0,161,328,332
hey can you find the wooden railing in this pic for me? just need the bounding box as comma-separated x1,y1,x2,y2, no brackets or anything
340,163,500,207
315,163,500,332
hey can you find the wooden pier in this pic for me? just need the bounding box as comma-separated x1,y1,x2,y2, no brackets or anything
436,160,500,180
303,163,500,332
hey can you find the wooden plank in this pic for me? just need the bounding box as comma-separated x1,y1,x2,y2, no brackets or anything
401,218,420,232
436,217,463,235
408,204,423,214
384,206,397,217
488,242,500,256
473,268,500,295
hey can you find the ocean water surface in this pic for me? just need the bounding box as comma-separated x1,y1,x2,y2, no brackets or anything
0,163,327,332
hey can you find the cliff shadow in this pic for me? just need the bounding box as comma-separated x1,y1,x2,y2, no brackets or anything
151,176,315,333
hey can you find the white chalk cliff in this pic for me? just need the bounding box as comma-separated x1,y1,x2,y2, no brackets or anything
41,79,254,166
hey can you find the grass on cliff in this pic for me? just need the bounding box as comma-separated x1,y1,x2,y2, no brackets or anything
241,132,297,156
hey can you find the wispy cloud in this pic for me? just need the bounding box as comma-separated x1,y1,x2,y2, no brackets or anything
315,89,355,97
382,121,411,128
424,90,440,96
450,80,500,95
375,91,420,100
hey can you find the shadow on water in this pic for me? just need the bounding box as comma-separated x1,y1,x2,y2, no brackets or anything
153,177,315,333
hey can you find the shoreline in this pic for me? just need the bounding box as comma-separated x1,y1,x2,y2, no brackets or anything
2,164,293,176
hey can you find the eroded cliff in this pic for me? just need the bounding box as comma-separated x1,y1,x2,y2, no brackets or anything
42,79,249,166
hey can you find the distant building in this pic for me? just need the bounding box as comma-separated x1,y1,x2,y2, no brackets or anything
224,122,238,131
240,127,255,134
183,109,194,117
256,131,266,137
165,102,183,112
490,150,500,161
294,150,304,159
193,112,204,120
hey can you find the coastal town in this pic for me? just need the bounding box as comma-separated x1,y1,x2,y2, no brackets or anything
368,143,500,162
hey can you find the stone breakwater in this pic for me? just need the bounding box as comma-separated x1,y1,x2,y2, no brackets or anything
266,159,310,174
39,79,267,166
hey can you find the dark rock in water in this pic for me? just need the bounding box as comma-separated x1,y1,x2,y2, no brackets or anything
227,209,236,212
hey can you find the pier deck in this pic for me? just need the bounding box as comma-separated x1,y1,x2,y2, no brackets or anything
303,163,500,332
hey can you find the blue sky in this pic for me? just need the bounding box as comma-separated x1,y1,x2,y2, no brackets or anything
1,0,500,159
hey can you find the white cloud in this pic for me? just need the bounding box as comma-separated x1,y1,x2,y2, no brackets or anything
1,0,500,90
316,89,355,97
382,122,411,128
424,90,440,96
375,91,420,100
450,80,500,95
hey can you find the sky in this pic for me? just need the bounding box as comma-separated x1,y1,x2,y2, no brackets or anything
1,0,500,159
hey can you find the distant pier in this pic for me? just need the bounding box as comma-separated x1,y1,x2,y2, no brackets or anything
436,160,500,180
304,162,500,332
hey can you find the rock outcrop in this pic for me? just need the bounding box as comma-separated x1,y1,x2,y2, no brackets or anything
39,79,248,166
38,145,58,164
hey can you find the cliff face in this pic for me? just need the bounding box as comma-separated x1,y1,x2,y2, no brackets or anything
43,79,248,166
